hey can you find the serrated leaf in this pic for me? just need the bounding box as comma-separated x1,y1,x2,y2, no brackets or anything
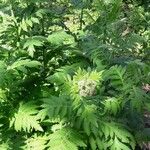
111,136,130,150
48,30,73,45
7,59,41,71
21,18,28,32
48,127,86,150
89,136,97,150
38,96,72,121
10,102,43,132
23,134,48,150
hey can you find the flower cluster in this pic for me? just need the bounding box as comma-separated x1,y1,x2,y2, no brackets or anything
78,79,97,97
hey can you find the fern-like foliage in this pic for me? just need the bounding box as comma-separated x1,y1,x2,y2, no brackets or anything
48,30,74,46
7,59,41,73
10,102,43,132
75,103,99,136
23,134,49,150
104,65,127,93
47,127,86,150
0,141,10,150
0,0,149,149
129,86,149,112
103,97,122,115
23,36,46,57
100,122,136,150
38,96,73,121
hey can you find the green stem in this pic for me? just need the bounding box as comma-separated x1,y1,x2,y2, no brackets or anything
41,17,47,78
79,8,84,30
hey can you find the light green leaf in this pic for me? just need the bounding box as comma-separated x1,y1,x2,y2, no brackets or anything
23,134,48,150
7,59,41,71
10,102,43,132
48,30,74,45
48,127,86,150
89,136,97,150
31,17,40,24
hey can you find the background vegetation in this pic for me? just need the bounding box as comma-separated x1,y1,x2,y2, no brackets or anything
0,0,149,149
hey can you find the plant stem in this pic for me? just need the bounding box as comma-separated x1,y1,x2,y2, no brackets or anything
79,8,84,30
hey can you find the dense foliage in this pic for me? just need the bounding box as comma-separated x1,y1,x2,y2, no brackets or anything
0,0,150,149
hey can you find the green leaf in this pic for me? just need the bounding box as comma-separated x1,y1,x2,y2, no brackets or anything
7,59,41,71
23,134,48,150
0,89,7,102
130,86,148,112
24,36,46,57
0,61,6,87
76,104,99,136
10,102,43,132
48,30,74,45
38,96,72,121
103,97,121,115
31,17,40,24
89,136,97,150
26,18,33,27
20,18,28,32
101,122,136,150
111,136,130,150
48,127,86,150
0,142,11,150
104,65,127,91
